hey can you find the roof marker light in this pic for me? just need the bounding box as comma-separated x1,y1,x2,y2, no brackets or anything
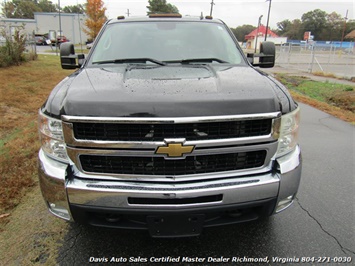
149,13,182,18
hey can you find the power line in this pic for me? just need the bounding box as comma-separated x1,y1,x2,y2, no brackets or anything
264,0,272,41
340,9,348,48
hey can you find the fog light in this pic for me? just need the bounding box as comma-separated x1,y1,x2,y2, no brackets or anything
276,195,294,213
105,214,122,223
48,202,70,220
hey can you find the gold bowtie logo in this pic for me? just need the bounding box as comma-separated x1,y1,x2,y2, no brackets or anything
156,143,194,158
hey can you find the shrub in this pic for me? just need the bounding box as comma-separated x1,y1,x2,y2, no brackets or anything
0,46,12,67
0,27,36,67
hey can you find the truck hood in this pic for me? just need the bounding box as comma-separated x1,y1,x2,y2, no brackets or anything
45,64,287,118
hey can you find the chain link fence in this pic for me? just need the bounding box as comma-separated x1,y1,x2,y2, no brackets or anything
276,42,355,78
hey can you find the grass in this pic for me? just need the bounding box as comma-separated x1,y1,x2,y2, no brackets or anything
0,54,73,214
275,74,355,123
0,186,68,265
312,71,338,79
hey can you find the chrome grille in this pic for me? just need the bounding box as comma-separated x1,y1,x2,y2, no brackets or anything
62,113,280,180
72,119,272,141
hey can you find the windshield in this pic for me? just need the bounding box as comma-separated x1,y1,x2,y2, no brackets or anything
89,21,245,65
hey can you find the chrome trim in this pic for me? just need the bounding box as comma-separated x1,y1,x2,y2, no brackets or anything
61,113,281,182
62,113,281,149
276,145,301,174
275,199,294,213
62,112,281,124
37,140,301,220
66,142,278,181
274,146,302,214
38,149,73,221
63,124,278,148
70,163,274,182
66,173,280,209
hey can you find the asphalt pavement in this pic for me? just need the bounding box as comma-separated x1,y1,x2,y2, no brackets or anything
56,103,355,265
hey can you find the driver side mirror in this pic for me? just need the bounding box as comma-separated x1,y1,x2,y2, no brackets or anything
60,42,85,69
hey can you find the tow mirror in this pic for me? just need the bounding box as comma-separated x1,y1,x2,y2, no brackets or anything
247,41,275,68
60,42,85,69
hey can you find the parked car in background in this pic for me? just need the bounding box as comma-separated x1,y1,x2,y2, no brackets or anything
46,35,69,46
35,36,47,45
57,35,68,44
56,35,69,46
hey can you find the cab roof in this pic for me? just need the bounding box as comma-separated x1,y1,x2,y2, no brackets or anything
108,14,225,25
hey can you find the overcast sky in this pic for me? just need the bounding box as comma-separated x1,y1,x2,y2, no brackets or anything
59,0,353,29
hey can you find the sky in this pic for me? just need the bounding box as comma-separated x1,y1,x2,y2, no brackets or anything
59,0,354,29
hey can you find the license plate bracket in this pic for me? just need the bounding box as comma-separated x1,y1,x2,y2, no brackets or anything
147,214,205,237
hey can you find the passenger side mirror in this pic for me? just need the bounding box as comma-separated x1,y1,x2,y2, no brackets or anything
247,41,275,68
60,42,85,69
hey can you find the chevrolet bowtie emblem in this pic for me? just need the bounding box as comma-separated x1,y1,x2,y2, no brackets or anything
156,142,194,158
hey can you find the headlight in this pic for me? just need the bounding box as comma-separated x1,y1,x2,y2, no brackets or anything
276,106,300,157
39,111,68,162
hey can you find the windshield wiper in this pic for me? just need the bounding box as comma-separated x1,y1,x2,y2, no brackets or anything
93,58,166,66
166,58,228,64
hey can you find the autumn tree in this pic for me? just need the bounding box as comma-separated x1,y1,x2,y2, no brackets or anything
146,0,179,15
84,0,107,40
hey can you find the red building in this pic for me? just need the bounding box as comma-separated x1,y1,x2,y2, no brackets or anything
245,25,280,49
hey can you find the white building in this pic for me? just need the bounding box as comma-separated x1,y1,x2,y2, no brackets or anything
0,12,89,44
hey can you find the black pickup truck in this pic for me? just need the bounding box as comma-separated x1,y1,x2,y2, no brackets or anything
38,14,302,237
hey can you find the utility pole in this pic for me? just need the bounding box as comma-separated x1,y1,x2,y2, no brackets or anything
56,0,62,55
58,0,62,36
255,15,263,53
210,0,215,17
264,0,272,41
340,10,348,49
126,9,131,17
77,0,83,52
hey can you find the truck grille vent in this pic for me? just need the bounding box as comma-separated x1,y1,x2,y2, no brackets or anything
73,119,272,141
79,151,267,176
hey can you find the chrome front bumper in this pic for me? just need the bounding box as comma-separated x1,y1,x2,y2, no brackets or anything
38,145,302,223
